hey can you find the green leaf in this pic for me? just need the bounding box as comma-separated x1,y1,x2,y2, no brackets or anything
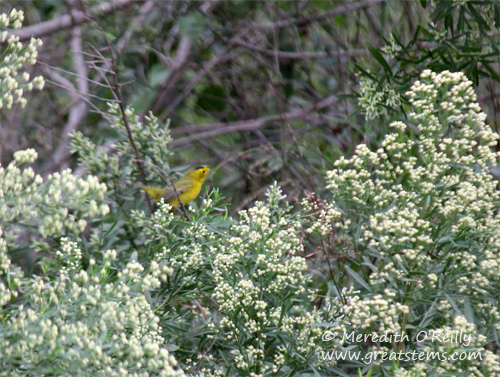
457,7,465,32
431,2,454,22
178,12,207,39
467,2,490,31
463,297,475,323
495,4,500,28
482,61,500,82
148,65,169,88
196,85,227,112
368,43,392,75
345,266,371,291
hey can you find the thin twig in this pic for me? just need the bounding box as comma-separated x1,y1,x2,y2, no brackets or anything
155,168,191,221
147,0,220,117
234,40,369,60
171,95,340,148
148,35,193,115
91,0,156,86
94,28,153,213
161,49,240,117
251,0,382,30
116,1,155,53
321,239,347,306
271,24,287,182
50,24,89,169
42,74,118,104
6,0,135,42
41,61,115,89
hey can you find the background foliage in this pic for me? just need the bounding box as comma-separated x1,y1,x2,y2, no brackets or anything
1,0,497,212
1,1,500,376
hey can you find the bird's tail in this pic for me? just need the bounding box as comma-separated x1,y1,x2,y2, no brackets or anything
138,184,167,202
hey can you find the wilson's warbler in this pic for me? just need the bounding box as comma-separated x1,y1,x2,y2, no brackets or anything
140,166,210,206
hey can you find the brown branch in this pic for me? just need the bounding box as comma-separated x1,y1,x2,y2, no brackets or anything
6,0,135,42
362,6,382,37
90,0,156,87
252,0,382,30
161,49,241,117
234,40,368,60
115,1,155,53
170,94,339,148
270,27,287,182
148,35,193,115
147,1,220,116
91,30,153,213
50,25,89,169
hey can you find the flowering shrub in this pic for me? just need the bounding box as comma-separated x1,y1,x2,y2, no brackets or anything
1,148,109,239
311,70,500,375
0,239,183,377
0,9,44,109
128,186,324,376
2,6,500,375
0,9,184,375
71,103,172,191
205,184,323,375
358,76,401,120
0,145,187,375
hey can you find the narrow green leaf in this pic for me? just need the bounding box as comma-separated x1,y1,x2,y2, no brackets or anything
368,43,392,75
467,2,490,31
345,266,371,291
482,61,500,82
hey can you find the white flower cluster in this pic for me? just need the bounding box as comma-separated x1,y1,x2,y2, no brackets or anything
0,9,44,109
211,183,323,374
0,149,109,239
0,148,110,324
358,76,401,120
72,104,173,193
328,70,500,289
0,225,23,306
301,193,347,236
338,293,409,334
325,70,500,374
381,34,402,59
414,316,500,376
131,199,175,240
71,130,123,191
132,197,217,277
0,238,184,377
111,104,173,182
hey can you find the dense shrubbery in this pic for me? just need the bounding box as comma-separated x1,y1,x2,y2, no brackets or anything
2,4,500,377
316,70,500,376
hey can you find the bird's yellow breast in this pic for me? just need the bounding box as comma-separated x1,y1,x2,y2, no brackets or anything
169,180,202,206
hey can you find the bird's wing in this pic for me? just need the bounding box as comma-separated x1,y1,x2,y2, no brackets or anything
162,179,192,203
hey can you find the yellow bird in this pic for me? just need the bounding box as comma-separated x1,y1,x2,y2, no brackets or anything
140,166,210,206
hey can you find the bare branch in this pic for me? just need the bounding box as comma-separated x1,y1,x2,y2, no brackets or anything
171,95,339,148
148,1,220,115
234,40,368,60
148,35,193,115
90,0,156,86
162,49,241,117
115,1,156,54
50,25,89,169
6,0,135,42
252,1,383,30
101,39,154,213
